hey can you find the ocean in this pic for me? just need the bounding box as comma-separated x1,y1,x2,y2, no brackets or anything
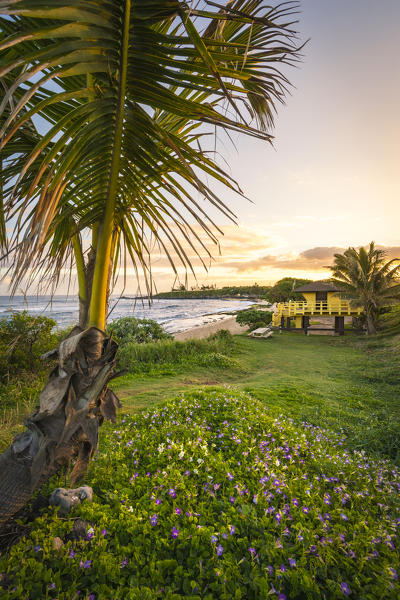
0,295,254,334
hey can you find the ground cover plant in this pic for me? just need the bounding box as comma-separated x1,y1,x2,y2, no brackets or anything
1,390,399,599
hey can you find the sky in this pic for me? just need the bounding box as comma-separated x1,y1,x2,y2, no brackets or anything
124,0,400,293
2,0,400,295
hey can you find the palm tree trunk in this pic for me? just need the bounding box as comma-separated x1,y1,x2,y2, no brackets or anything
366,309,377,334
88,0,130,330
0,328,120,528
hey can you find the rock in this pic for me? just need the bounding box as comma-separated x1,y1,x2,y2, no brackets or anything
67,518,90,542
49,485,93,514
53,536,64,550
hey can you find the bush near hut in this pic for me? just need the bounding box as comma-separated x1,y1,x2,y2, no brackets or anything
236,309,272,331
1,391,399,599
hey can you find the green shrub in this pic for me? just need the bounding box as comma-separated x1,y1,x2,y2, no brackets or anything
1,391,399,599
107,317,172,346
0,312,58,383
117,330,235,373
236,309,272,331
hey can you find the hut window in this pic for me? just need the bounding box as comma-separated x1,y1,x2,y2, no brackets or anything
316,291,327,302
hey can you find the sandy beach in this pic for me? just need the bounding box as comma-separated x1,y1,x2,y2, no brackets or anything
173,315,248,341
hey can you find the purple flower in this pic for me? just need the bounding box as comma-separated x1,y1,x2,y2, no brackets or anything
155,498,161,505
278,595,287,600
216,544,224,557
120,557,128,568
389,568,398,579
230,496,236,504
280,564,287,573
69,550,75,559
211,535,218,544
48,583,56,590
222,533,228,539
227,472,234,480
101,529,107,537
341,513,348,521
340,582,350,595
33,546,42,552
86,529,94,541
248,547,256,555
80,560,92,569
171,526,179,539
267,565,273,575
302,506,309,514
89,595,96,600
150,514,158,526
175,507,181,515
169,489,176,499
229,525,235,535
289,558,297,567
292,498,299,507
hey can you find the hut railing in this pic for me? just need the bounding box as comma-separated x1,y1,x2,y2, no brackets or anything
275,300,363,317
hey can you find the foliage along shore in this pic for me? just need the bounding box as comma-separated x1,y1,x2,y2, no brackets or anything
153,285,272,300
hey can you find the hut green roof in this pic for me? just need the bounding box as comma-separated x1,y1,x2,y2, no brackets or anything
294,281,342,293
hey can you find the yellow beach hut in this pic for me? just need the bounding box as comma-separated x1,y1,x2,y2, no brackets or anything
271,281,363,334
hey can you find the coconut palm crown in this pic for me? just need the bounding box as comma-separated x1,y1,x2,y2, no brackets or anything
329,242,400,334
0,0,302,330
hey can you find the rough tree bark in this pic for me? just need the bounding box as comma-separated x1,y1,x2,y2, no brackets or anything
366,309,377,335
0,327,120,527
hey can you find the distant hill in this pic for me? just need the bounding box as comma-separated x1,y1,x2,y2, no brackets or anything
154,285,271,300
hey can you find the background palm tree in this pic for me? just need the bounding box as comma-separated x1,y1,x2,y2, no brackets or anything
329,242,400,334
0,0,302,525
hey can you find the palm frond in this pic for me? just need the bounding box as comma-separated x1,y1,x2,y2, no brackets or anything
1,0,302,295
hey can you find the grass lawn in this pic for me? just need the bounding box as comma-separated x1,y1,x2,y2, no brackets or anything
112,331,400,463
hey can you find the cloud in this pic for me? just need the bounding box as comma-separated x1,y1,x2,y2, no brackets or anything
224,244,400,274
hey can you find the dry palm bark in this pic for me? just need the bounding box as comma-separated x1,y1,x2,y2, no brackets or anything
0,327,120,527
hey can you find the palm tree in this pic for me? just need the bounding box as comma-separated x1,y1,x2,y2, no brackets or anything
329,242,400,334
0,0,302,524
